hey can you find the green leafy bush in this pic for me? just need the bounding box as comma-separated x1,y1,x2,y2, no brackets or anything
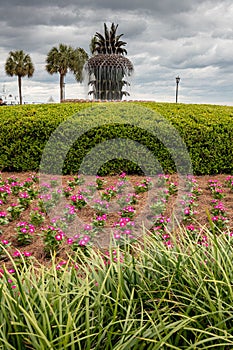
0,101,232,175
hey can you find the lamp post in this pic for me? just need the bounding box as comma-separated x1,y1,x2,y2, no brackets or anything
175,76,180,103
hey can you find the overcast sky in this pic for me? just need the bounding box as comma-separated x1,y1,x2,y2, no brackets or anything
0,0,233,105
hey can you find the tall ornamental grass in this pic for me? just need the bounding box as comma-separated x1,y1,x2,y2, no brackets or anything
1,227,233,349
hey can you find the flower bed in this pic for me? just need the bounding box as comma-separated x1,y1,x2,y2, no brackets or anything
0,171,233,270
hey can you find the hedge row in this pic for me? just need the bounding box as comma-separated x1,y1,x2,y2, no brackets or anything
0,101,232,175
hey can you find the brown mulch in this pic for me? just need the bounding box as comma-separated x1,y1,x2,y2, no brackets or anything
0,172,233,268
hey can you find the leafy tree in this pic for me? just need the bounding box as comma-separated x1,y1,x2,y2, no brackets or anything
5,50,35,105
45,44,88,102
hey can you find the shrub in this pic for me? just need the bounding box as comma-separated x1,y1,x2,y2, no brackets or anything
0,102,232,175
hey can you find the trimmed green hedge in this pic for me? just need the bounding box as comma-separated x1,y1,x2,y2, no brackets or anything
0,101,232,175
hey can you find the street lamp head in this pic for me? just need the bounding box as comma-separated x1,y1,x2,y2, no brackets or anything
176,76,180,84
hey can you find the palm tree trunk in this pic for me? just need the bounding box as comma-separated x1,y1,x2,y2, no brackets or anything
60,74,65,102
18,75,22,105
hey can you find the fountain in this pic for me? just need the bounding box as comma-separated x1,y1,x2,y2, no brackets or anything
86,23,134,101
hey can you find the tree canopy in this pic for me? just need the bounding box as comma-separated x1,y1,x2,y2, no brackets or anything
5,50,35,105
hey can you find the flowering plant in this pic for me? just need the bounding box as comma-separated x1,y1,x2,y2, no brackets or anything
31,173,39,183
168,181,178,195
50,217,68,232
152,214,171,232
96,176,106,190
134,178,152,194
211,216,229,231
92,214,107,228
63,186,73,198
9,181,21,195
210,200,227,217
119,206,135,219
67,224,94,252
12,250,33,268
117,192,138,207
7,203,24,221
156,174,169,187
67,175,85,188
112,217,135,243
85,182,97,195
92,199,109,214
29,207,45,226
38,193,54,212
51,189,63,202
18,191,31,209
70,193,86,209
6,175,19,185
0,211,9,225
42,225,65,255
0,239,11,260
185,224,200,242
0,184,11,203
26,187,38,200
16,221,35,245
150,199,166,216
62,205,76,222
225,175,233,191
21,178,34,189
208,179,225,199
101,186,117,201
182,206,197,222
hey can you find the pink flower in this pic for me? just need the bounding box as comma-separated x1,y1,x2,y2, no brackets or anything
56,260,67,269
164,240,173,248
23,252,32,257
153,226,162,231
55,234,63,241
19,192,29,198
186,224,195,231
1,239,9,245
78,239,87,246
13,251,21,257
124,229,131,235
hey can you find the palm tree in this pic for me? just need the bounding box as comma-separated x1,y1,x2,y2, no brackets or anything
5,50,35,105
86,23,133,101
72,47,89,82
45,44,88,102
